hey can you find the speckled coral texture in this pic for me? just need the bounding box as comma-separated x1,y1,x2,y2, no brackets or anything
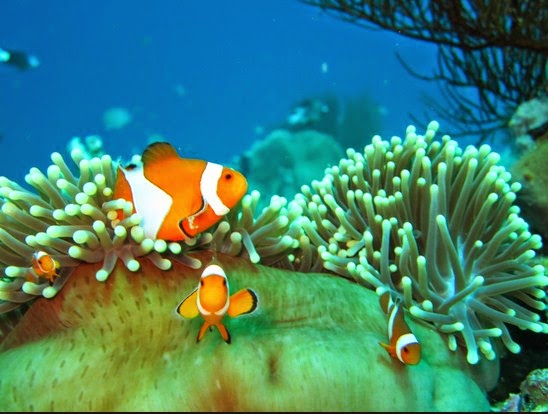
0,252,494,411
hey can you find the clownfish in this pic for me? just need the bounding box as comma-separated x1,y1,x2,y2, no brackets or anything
378,291,421,365
29,251,60,283
113,142,248,241
176,262,258,343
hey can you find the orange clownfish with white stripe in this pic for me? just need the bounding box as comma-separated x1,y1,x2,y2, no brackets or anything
29,251,60,283
378,291,421,365
176,262,258,344
113,142,248,241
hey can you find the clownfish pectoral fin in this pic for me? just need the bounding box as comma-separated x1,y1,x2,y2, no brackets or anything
228,288,258,317
216,323,231,344
176,288,200,319
179,201,219,239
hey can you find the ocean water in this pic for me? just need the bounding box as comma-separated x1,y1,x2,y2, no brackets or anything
0,0,451,183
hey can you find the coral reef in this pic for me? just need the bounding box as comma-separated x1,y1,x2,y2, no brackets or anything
301,0,547,142
1,121,546,410
236,129,344,207
508,97,548,245
0,252,495,411
510,139,548,243
291,121,548,364
496,368,548,412
0,149,300,315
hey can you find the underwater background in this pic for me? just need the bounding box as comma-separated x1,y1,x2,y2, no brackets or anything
0,0,475,181
1,0,547,412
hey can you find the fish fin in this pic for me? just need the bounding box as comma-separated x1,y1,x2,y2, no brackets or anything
178,197,207,238
141,142,180,167
228,288,258,317
179,202,222,238
216,323,231,344
176,288,199,319
197,321,211,343
379,291,392,314
378,341,396,358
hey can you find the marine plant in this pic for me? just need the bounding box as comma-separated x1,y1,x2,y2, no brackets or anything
292,120,548,364
0,148,300,313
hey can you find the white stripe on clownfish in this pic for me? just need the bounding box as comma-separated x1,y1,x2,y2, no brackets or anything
119,164,172,239
201,163,230,216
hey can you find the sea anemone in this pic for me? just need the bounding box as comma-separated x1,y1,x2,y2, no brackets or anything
0,148,185,308
210,190,304,268
293,120,548,364
0,146,305,313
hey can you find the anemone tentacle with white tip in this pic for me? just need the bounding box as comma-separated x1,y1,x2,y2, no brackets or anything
293,121,548,364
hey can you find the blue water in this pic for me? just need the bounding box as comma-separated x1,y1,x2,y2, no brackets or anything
2,0,453,183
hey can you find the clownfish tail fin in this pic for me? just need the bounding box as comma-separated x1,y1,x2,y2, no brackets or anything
217,323,231,344
197,321,211,343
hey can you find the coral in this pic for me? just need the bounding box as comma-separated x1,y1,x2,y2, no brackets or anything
0,252,495,411
301,0,548,142
292,121,548,364
236,129,344,208
508,97,548,148
496,368,548,412
510,139,548,242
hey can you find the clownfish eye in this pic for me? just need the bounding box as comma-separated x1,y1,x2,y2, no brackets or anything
224,172,232,180
403,347,409,353
222,279,227,286
200,280,204,286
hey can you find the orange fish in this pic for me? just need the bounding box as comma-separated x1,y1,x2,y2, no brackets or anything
378,291,421,365
113,142,248,241
176,262,258,343
30,251,60,283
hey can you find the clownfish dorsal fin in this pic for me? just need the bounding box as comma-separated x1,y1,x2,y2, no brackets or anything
141,142,181,167
379,291,393,314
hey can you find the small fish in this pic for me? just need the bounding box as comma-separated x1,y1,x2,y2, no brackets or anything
0,47,40,70
176,262,258,343
30,251,60,283
378,291,421,365
113,142,248,241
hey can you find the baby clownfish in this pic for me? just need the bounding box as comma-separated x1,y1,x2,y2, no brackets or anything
378,291,421,365
176,263,258,344
30,251,60,283
113,142,248,241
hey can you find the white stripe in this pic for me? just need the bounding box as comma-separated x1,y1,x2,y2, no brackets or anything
395,333,419,363
201,264,226,279
200,162,229,216
387,304,398,341
121,166,172,239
